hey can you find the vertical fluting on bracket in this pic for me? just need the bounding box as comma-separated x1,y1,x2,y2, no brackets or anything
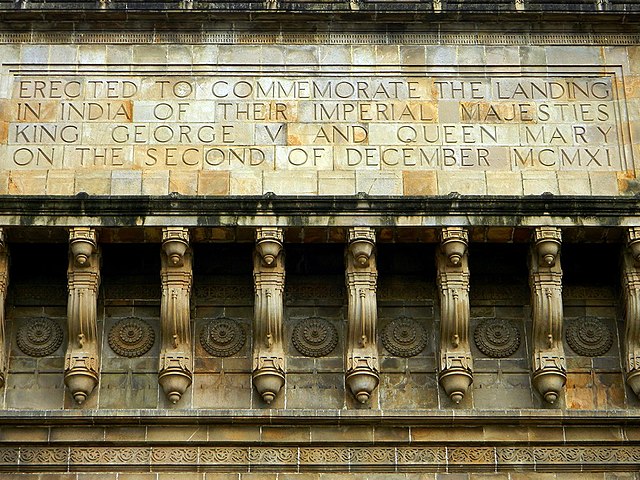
0,230,8,388
159,227,193,404
623,227,640,398
530,226,566,404
252,227,286,404
436,227,473,404
65,227,101,405
345,227,379,404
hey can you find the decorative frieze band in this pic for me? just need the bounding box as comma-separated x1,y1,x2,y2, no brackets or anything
2,445,640,471
1,31,639,45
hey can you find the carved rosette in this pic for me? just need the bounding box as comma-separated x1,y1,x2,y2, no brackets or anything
0,229,8,387
64,227,101,405
108,317,155,357
530,227,566,404
474,318,521,358
345,227,379,403
292,317,338,357
252,227,286,404
436,227,473,404
158,227,193,404
566,317,613,357
200,318,246,357
381,317,427,358
17,317,64,357
623,227,640,398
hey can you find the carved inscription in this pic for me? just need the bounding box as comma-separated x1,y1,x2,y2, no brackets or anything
5,74,625,172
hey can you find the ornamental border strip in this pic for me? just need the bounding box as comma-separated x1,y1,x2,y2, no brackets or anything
2,445,640,471
0,32,639,45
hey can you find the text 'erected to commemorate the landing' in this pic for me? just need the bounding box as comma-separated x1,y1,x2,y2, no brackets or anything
4,73,627,172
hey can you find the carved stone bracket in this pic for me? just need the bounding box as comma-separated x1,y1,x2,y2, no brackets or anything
436,227,472,404
345,227,379,403
159,227,193,404
623,227,640,398
530,226,566,404
65,227,101,404
252,227,286,404
0,229,8,387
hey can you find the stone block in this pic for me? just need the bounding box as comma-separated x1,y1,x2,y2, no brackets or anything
318,171,356,195
589,172,619,196
198,171,230,195
353,45,376,65
97,373,158,409
142,170,170,195
437,171,486,195
47,171,75,195
230,171,263,195
403,171,437,195
310,426,374,443
78,44,107,64
8,170,47,195
208,425,261,442
50,427,105,442
50,45,77,63
379,372,438,410
169,171,198,195
147,426,207,442
262,426,311,443
111,170,143,195
285,373,344,410
485,172,523,195
133,45,167,64
5,372,65,410
263,171,317,195
75,171,112,195
192,372,252,409
356,171,402,195
106,45,133,64
522,171,559,195
20,44,48,63
558,171,591,195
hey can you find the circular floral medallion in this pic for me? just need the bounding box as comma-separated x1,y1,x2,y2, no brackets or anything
474,318,521,358
16,317,64,357
381,317,427,357
566,316,613,357
292,317,338,357
200,318,246,357
108,317,155,357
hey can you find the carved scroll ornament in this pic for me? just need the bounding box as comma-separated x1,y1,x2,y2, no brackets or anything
64,227,101,404
530,227,566,404
252,227,286,404
345,227,379,403
624,227,640,398
158,227,193,404
436,227,473,404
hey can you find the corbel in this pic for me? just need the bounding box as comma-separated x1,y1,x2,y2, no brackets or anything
252,227,286,404
529,226,566,404
0,229,9,387
623,227,640,398
436,227,473,404
65,227,101,404
159,227,193,404
345,227,379,403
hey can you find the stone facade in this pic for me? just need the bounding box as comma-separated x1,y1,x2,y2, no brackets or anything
0,1,639,479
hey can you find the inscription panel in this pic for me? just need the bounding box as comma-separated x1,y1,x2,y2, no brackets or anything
2,69,629,176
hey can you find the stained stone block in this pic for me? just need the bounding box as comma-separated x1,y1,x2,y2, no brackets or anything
192,372,252,409
471,373,534,409
47,171,75,195
169,171,198,195
198,171,230,195
403,171,437,195
5,372,65,410
75,171,112,195
97,373,159,409
78,45,107,64
379,372,438,410
8,170,47,195
285,373,344,409
142,170,170,195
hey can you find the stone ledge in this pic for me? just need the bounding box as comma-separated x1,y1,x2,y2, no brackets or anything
0,408,639,425
0,195,637,227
